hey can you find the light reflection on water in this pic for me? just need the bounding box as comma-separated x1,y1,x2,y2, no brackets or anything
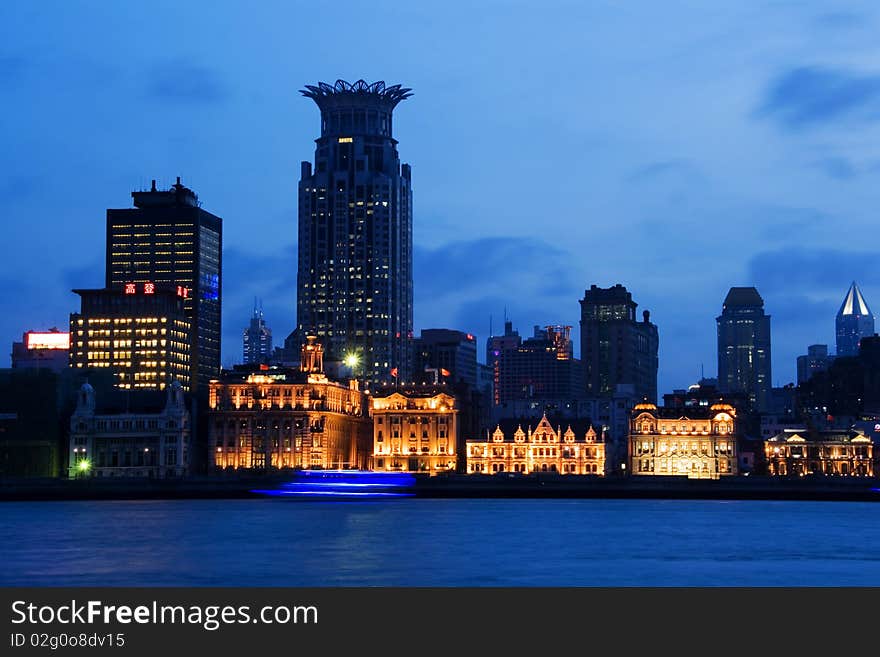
1,499,879,586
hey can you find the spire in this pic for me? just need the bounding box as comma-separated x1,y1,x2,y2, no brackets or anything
838,281,872,317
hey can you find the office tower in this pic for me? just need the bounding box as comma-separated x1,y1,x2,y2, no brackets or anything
489,323,585,405
579,284,659,403
69,284,192,391
11,329,70,372
297,79,414,386
106,178,222,390
836,281,874,357
414,329,477,387
716,287,771,412
243,303,273,365
796,344,834,385
487,320,522,405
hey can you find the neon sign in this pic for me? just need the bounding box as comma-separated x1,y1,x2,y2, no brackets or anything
123,282,189,297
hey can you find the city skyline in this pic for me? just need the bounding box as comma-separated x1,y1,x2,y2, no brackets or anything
3,2,880,394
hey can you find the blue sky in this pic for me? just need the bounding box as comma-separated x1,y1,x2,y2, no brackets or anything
3,1,880,394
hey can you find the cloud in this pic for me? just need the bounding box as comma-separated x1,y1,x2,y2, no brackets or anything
414,236,584,353
757,66,880,129
747,247,880,297
624,159,705,184
812,156,857,180
146,60,228,104
812,11,865,31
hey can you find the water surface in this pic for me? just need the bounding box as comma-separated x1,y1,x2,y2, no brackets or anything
2,499,878,586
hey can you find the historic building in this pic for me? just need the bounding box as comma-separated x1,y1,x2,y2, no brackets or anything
466,414,605,475
370,385,458,475
836,281,874,357
296,79,414,385
629,402,738,478
69,284,192,392
208,337,371,470
717,287,771,412
106,178,222,390
765,428,873,477
68,380,190,478
580,284,659,403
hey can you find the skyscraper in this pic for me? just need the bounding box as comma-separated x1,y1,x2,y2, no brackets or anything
106,178,222,390
297,79,414,386
579,284,659,403
716,287,771,412
243,303,272,365
836,281,874,357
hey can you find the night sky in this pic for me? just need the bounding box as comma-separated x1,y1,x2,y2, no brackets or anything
3,1,879,395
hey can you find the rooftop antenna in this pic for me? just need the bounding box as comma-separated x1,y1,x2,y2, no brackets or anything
489,314,493,339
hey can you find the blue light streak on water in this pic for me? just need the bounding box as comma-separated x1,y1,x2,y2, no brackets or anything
251,470,416,498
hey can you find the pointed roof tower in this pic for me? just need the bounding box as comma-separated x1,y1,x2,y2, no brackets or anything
838,281,872,318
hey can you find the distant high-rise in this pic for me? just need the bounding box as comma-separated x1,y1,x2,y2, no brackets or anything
106,178,222,390
297,79,414,386
579,284,659,403
796,344,834,385
489,323,585,405
414,329,477,388
243,303,272,365
836,281,874,357
717,287,771,412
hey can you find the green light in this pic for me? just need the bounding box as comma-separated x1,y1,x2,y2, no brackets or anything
77,459,91,473
344,353,360,368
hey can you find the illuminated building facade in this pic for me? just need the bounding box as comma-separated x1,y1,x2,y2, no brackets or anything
106,178,222,390
69,285,192,391
68,380,190,478
580,284,659,403
836,281,874,357
370,386,457,474
243,303,273,365
765,428,873,476
208,337,371,470
717,287,771,412
11,329,70,372
297,80,414,386
466,414,605,475
629,402,738,478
